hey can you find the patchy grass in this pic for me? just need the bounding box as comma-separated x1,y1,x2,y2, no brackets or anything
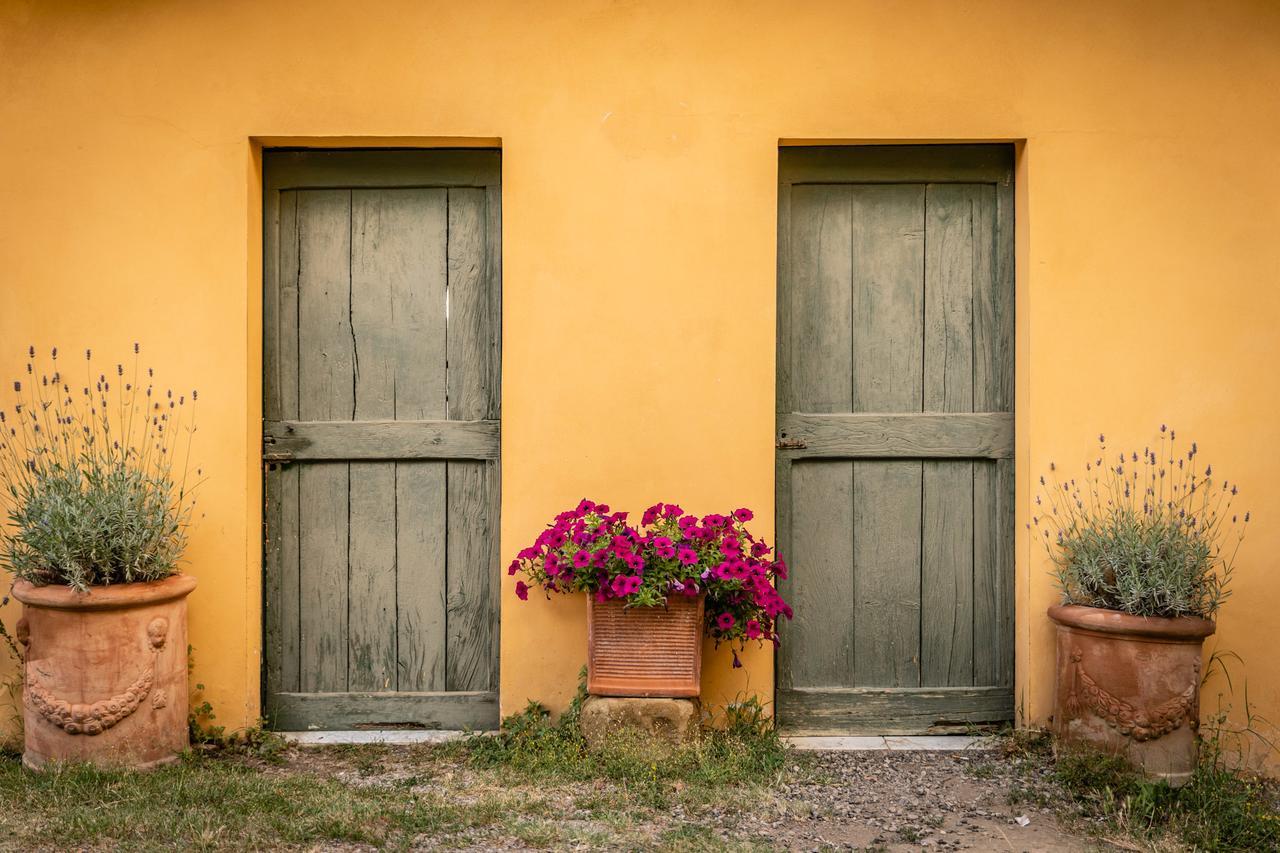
0,689,792,852
448,675,789,805
0,751,487,851
1048,741,1280,852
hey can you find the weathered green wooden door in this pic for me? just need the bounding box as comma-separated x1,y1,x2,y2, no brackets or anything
262,150,501,730
776,145,1014,734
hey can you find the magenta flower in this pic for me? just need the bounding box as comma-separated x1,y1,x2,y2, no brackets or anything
746,619,763,639
733,508,754,523
572,549,592,569
677,546,698,566
720,536,741,557
716,612,735,631
624,553,645,572
654,536,676,559
507,560,520,576
515,581,529,601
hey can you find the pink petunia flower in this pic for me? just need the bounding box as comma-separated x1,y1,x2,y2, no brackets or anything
572,549,592,569
507,560,521,576
677,546,698,566
716,612,735,631
515,581,529,601
733,508,754,523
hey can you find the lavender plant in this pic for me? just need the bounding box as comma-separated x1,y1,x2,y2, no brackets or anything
0,346,199,590
1034,427,1247,620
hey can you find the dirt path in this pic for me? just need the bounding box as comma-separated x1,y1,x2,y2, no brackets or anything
279,744,1106,851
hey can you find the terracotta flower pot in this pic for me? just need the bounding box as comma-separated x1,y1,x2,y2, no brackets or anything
587,594,704,698
12,574,197,770
1048,603,1214,786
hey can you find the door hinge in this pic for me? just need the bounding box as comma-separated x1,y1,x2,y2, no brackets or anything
776,437,807,450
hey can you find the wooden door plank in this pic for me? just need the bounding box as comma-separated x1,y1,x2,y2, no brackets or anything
775,412,1012,459
265,149,501,193
296,189,354,692
974,181,1014,688
849,184,924,690
384,189,450,694
270,690,498,732
850,184,924,414
778,184,855,691
264,190,301,696
788,185,852,413
264,419,499,461
347,189,446,692
445,188,498,693
853,461,922,687
783,460,855,689
779,144,1015,186
777,685,1012,735
922,184,979,687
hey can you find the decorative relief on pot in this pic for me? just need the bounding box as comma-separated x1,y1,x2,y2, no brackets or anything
1065,650,1198,742
24,616,169,736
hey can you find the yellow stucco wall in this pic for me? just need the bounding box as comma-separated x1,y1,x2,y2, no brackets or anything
1,1,1278,762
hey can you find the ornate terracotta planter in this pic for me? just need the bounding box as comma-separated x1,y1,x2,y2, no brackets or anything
1049,604,1214,786
12,574,197,770
587,594,704,698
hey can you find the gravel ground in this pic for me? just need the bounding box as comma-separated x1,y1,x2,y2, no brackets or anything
280,743,1106,851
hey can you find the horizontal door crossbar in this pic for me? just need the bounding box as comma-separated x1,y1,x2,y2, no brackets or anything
264,419,500,462
268,691,498,732
777,686,1013,735
776,412,1012,459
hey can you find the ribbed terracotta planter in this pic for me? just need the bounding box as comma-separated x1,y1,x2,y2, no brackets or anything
1049,604,1214,786
587,594,704,697
12,574,197,770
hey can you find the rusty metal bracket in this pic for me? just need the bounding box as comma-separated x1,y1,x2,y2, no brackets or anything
776,437,807,450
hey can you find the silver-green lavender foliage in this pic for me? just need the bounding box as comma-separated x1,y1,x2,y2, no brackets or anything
0,346,200,591
1034,428,1247,620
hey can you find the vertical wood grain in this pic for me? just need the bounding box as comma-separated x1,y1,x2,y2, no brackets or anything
265,190,301,696
296,189,353,693
850,185,924,689
922,184,979,687
975,180,1014,687
347,189,445,691
779,185,855,689
445,188,498,692
387,189,450,693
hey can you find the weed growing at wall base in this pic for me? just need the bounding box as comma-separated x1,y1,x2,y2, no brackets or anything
1053,739,1279,850
455,668,788,802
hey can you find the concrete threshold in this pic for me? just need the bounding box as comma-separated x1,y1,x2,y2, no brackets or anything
783,735,996,751
283,731,994,750
280,730,476,745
